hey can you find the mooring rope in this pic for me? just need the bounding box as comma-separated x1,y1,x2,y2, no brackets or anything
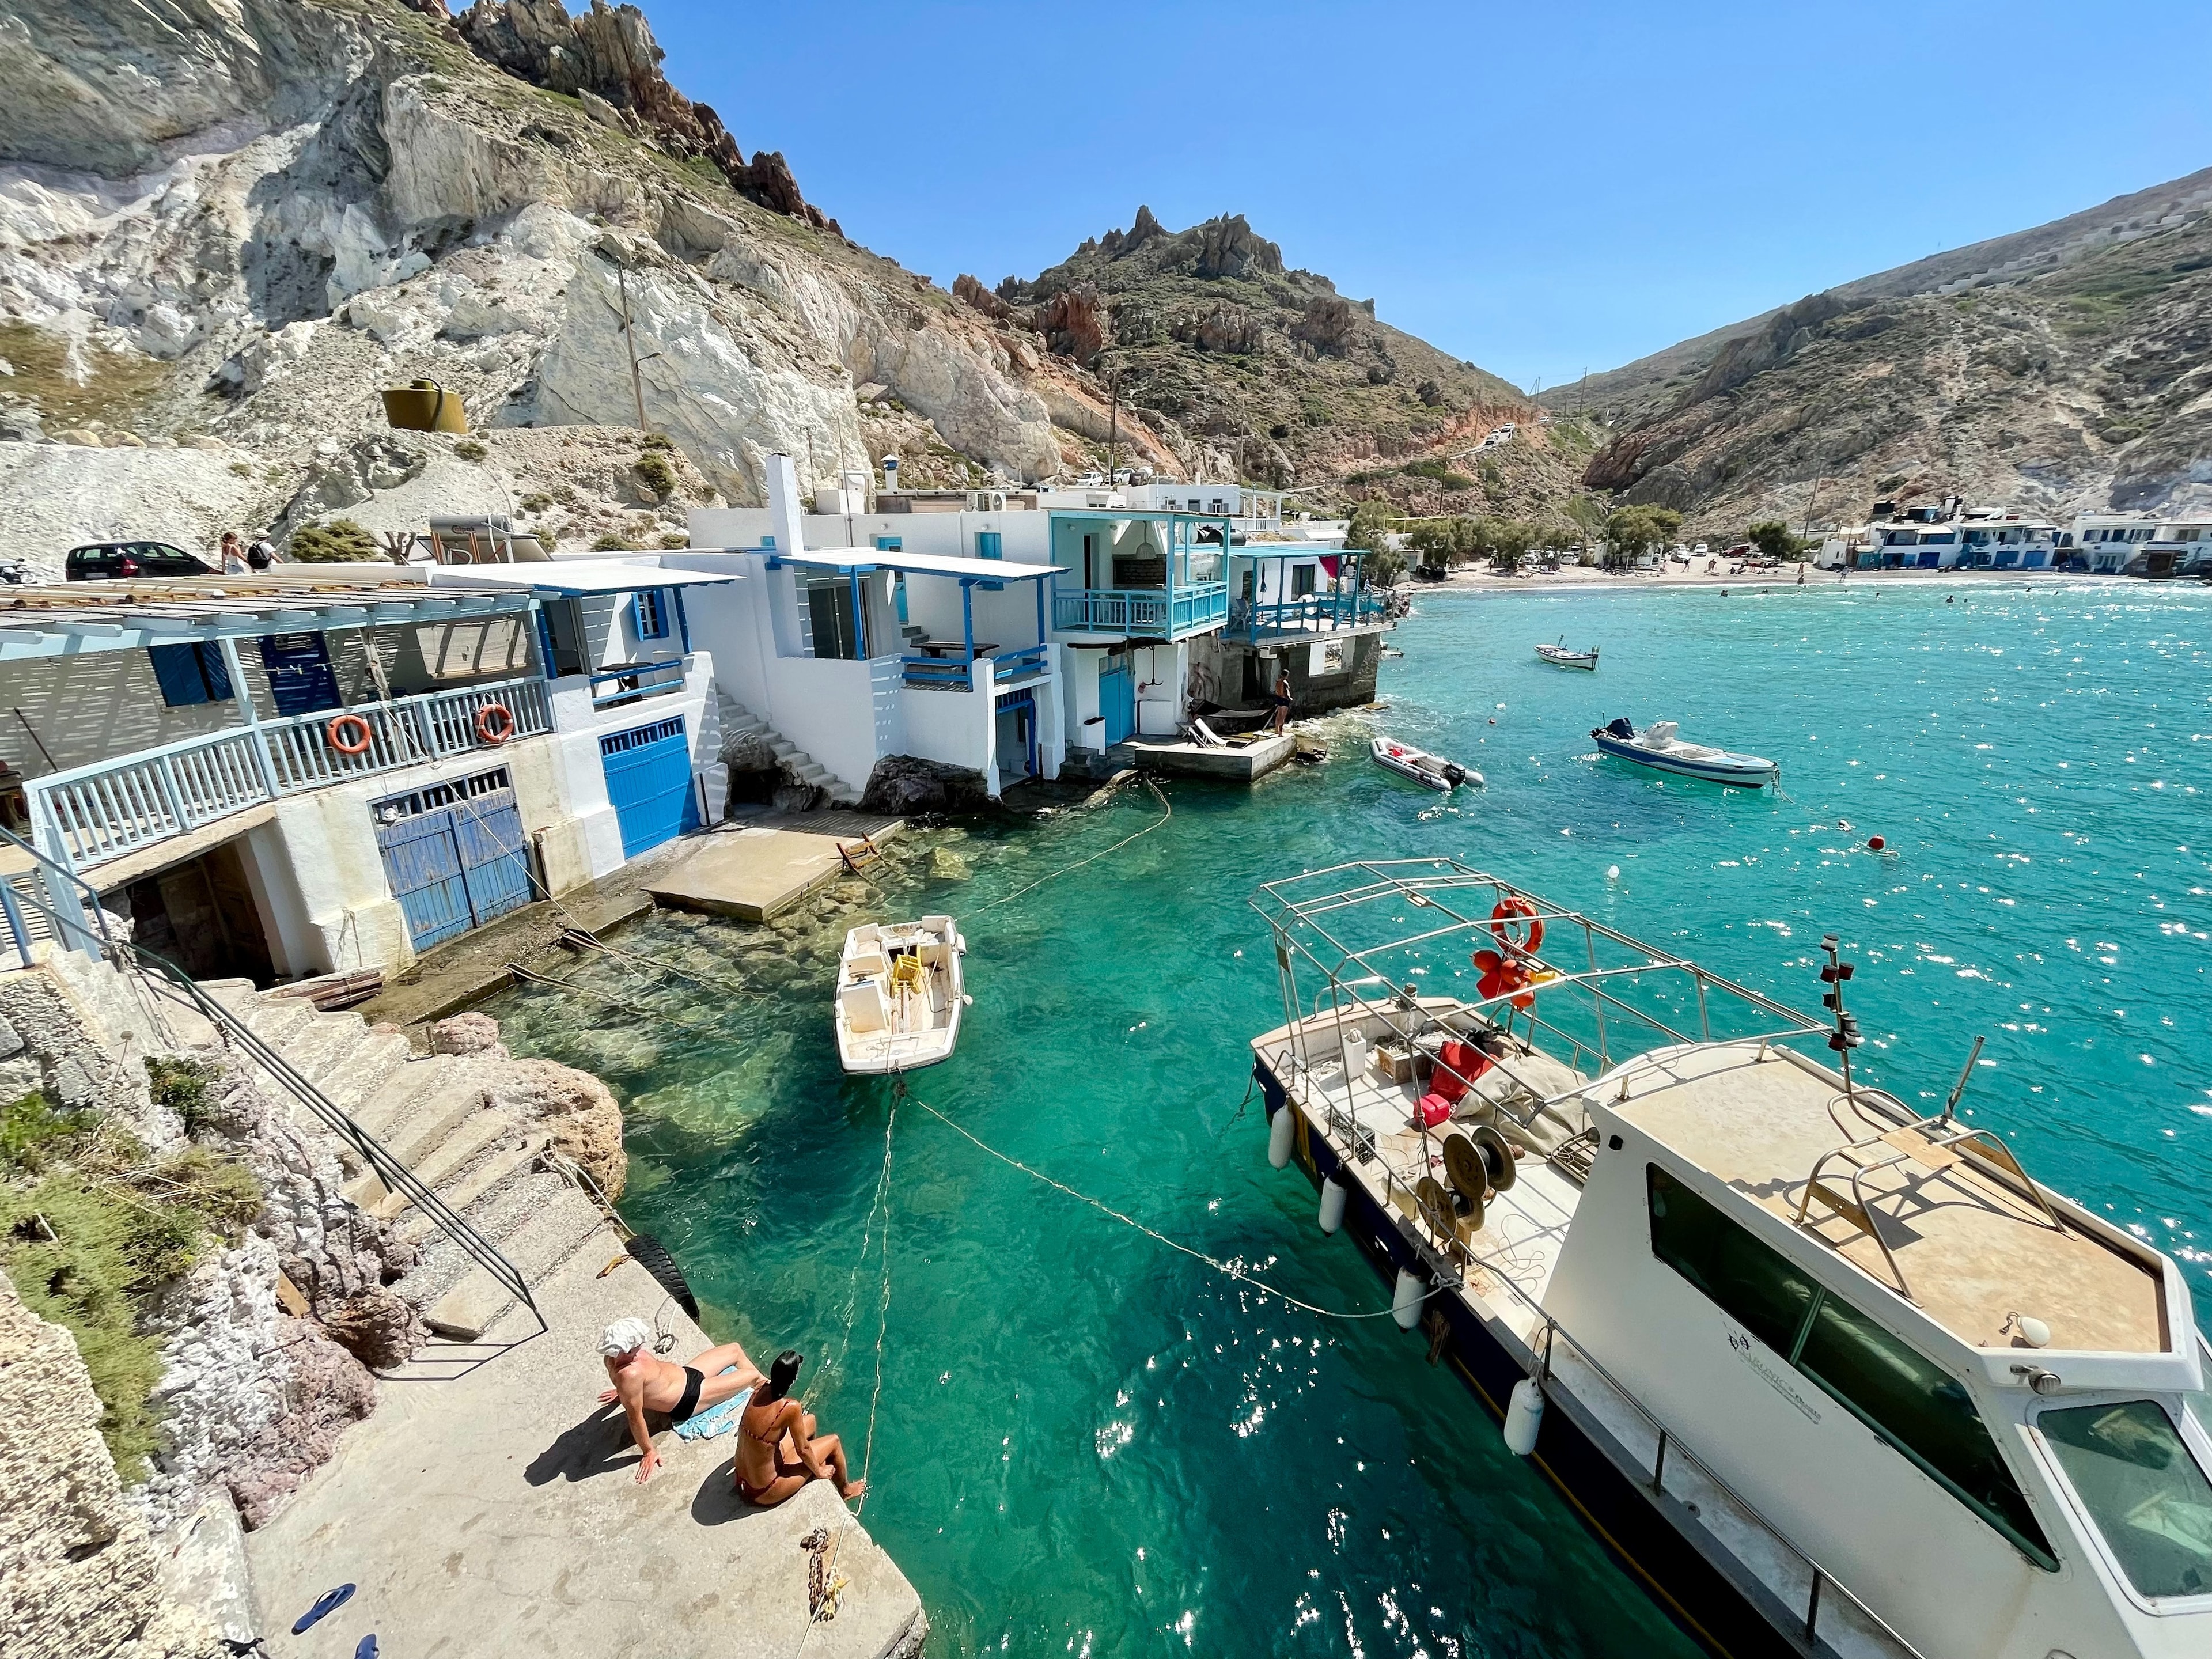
904,1087,1426,1321
968,777,1172,916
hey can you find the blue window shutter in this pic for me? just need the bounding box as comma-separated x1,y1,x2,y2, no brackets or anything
629,592,645,638
976,530,1003,590
195,641,233,699
149,643,214,706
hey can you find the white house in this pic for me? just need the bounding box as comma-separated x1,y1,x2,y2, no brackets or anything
2063,514,2157,573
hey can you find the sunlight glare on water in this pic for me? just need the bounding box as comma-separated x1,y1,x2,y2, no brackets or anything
486,578,2210,1658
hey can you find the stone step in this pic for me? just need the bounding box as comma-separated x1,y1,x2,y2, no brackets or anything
236,994,319,1051
363,1107,518,1219
287,1013,372,1089
410,1134,546,1231
322,1029,414,1116
353,1055,457,1139
421,1186,607,1341
479,1215,624,1345
384,1075,493,1171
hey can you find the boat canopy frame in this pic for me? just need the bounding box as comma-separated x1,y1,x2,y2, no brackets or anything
1249,859,1833,1161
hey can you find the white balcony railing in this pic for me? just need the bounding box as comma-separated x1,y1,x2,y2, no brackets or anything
28,676,552,870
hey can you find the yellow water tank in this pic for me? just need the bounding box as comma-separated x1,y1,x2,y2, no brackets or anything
380,379,469,434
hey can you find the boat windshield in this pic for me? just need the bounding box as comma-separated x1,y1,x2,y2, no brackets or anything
2040,1400,2212,1600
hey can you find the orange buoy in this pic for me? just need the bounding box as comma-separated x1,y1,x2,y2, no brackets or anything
1868,835,1886,852
326,714,373,755
474,702,515,745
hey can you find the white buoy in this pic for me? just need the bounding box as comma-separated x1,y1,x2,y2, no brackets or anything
1392,1268,1426,1330
1267,1104,1295,1169
1503,1377,1546,1456
1319,1171,1348,1234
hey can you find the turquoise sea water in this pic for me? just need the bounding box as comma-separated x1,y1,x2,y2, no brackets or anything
486,578,2211,1658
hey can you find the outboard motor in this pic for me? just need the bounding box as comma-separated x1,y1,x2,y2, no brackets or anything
1604,717,1635,740
1441,763,1467,786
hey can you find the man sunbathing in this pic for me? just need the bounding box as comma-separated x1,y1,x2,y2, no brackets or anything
736,1350,866,1507
598,1317,764,1485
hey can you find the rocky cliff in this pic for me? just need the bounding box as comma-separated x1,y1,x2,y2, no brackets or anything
0,0,1162,567
984,207,1546,505
1554,168,2212,532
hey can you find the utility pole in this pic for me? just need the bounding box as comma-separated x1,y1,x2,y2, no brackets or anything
1106,368,1120,486
1578,365,1588,416
616,264,650,434
1802,466,1823,541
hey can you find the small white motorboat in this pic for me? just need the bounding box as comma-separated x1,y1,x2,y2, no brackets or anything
1371,736,1481,792
1535,638,1599,671
834,915,967,1074
1589,717,1777,786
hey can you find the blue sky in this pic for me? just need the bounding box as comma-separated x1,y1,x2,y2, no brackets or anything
634,0,2212,392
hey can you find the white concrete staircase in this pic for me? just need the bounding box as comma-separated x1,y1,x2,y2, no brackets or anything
717,690,859,807
198,982,621,1348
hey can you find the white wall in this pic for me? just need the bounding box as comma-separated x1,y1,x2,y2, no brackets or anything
688,506,1055,569
903,664,997,796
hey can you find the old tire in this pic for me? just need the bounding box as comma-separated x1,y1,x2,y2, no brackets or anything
624,1232,699,1321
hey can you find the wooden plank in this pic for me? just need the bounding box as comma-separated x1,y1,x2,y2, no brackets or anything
1880,1125,1962,1171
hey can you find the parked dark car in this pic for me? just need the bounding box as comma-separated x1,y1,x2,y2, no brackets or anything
65,541,218,580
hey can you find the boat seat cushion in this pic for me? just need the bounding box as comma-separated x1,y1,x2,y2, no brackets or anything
839,979,890,1034
847,950,887,979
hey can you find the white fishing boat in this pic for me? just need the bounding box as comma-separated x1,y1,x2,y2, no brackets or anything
1535,638,1599,670
833,916,967,1074
1371,736,1480,792
1590,717,1777,786
1249,862,2211,1659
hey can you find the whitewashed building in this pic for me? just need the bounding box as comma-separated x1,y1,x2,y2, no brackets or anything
0,563,726,984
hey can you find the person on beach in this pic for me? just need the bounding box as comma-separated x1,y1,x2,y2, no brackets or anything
1268,675,1294,734
219,531,247,573
599,1317,764,1485
735,1349,866,1508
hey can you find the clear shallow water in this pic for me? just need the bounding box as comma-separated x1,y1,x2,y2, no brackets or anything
486,578,2212,1658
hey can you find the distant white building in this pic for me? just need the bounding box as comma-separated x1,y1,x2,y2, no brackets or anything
2062,514,2158,574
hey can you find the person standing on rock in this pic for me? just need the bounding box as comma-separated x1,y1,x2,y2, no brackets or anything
1269,674,1294,735
598,1317,764,1485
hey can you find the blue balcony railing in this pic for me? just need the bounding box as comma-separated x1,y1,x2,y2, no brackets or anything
588,656,687,709
1052,583,1228,638
1228,590,1391,641
902,655,974,692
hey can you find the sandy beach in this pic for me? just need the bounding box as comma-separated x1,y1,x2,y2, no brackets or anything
1416,561,2135,596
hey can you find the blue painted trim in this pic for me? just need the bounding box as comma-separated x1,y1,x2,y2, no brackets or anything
673,587,692,653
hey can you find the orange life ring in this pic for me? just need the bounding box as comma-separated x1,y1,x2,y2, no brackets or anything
474,703,514,745
326,714,373,755
1488,896,1544,956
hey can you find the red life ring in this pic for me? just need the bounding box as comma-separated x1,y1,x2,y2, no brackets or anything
474,703,515,745
326,714,373,755
1488,896,1544,956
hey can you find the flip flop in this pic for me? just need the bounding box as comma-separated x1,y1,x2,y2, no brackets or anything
291,1584,355,1634
355,1638,378,1659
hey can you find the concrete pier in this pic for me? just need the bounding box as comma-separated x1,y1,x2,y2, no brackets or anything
246,1238,926,1659
1127,731,1297,783
647,815,904,923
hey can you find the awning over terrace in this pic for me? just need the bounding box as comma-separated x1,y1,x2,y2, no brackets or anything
0,578,535,661
426,559,742,596
763,547,1066,583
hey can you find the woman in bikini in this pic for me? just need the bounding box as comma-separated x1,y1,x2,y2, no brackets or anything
736,1350,866,1507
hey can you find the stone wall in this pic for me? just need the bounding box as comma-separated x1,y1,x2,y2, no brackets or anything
0,1274,220,1659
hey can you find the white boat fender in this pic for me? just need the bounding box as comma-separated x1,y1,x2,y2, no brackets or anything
1391,1268,1426,1331
1319,1169,1349,1234
1267,1101,1296,1169
1503,1377,1545,1456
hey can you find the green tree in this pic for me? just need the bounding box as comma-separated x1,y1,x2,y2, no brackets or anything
1488,517,1534,573
1604,505,1682,570
1747,520,1806,562
1404,520,1459,574
1345,500,1403,584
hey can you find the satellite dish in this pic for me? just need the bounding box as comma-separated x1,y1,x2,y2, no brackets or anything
1472,1123,1520,1194
1442,1131,1487,1200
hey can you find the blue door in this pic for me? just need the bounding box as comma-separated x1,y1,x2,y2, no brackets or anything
374,776,535,950
600,715,698,859
1098,654,1135,746
258,632,342,717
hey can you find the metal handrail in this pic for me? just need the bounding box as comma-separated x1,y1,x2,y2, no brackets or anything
0,826,543,1336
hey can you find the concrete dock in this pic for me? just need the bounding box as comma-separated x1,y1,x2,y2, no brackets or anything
646,815,904,923
246,1233,926,1659
1127,730,1297,783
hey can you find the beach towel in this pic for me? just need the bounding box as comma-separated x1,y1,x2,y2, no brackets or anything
673,1368,752,1440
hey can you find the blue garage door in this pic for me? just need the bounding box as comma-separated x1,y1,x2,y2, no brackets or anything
373,770,534,950
601,714,698,859
1098,653,1135,747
